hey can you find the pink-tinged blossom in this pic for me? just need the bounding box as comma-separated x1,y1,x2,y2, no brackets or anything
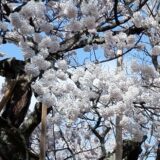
141,65,158,79
39,22,53,33
31,55,51,71
144,17,158,28
99,107,114,118
39,48,49,59
71,68,85,82
81,1,99,18
127,86,140,98
32,81,46,95
56,60,68,71
56,70,67,80
22,47,35,59
114,102,126,114
42,93,57,106
109,86,123,101
93,78,103,89
19,20,34,34
39,36,52,49
42,69,56,81
62,2,77,19
5,31,22,42
66,21,82,32
99,94,110,105
20,1,46,19
48,40,60,53
117,32,127,42
9,12,23,28
25,63,40,77
79,71,94,87
82,16,96,30
152,45,160,56
132,11,144,28
33,33,42,43
20,41,31,52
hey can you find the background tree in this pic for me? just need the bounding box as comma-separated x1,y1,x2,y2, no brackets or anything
0,0,160,160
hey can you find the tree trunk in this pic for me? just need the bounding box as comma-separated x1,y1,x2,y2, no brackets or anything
0,58,38,160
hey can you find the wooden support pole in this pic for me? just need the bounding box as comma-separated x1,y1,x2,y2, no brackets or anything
40,104,47,160
115,49,123,160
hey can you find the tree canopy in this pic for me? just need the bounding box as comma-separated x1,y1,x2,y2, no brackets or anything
0,0,160,160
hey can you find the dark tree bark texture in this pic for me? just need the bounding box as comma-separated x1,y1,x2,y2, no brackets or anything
0,58,38,160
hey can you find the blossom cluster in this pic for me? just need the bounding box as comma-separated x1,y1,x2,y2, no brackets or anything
29,59,160,158
31,60,151,141
0,0,160,159
104,31,136,58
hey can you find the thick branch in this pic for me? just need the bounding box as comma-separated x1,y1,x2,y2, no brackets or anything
114,0,120,25
0,117,28,160
0,58,25,79
156,142,160,160
152,55,160,73
123,135,147,160
0,80,17,112
0,117,39,160
2,77,32,127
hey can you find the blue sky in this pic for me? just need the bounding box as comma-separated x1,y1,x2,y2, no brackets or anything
0,43,23,60
0,43,23,90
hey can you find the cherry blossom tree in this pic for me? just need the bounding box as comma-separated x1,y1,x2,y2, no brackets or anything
0,0,160,160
